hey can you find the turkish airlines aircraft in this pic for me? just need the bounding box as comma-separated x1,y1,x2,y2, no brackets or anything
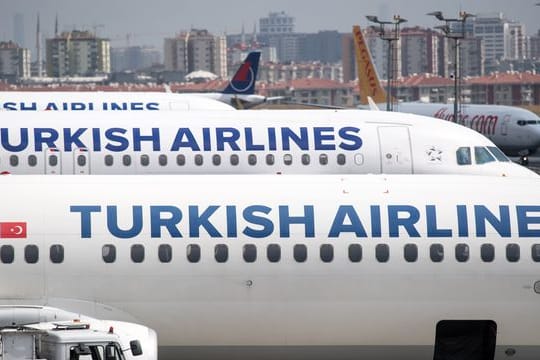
0,109,535,177
0,173,540,360
353,25,540,157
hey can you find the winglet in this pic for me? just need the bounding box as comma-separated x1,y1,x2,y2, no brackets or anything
222,51,261,95
352,25,387,105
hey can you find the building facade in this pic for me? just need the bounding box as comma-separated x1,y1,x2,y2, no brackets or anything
0,41,31,80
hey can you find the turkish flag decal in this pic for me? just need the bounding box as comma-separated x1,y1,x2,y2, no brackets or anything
0,222,27,238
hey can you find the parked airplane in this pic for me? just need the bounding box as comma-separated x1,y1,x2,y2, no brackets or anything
0,173,539,360
0,109,535,177
353,25,540,158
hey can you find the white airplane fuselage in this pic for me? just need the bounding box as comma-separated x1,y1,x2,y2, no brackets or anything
0,174,539,359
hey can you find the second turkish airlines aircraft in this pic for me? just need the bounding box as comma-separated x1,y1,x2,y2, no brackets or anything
0,173,540,359
353,25,540,157
0,109,535,177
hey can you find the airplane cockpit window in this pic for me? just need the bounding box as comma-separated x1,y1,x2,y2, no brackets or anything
187,244,200,263
375,244,389,263
194,154,204,166
9,155,18,167
474,146,496,164
214,244,228,263
319,154,328,165
337,154,346,166
50,244,64,264
131,244,145,263
404,244,418,262
122,155,132,166
283,154,293,165
159,154,168,166
158,244,172,263
455,243,469,262
294,244,307,262
267,244,281,262
265,154,275,165
506,243,520,262
480,244,495,262
487,146,510,162
243,244,257,263
456,147,472,165
24,245,39,264
0,245,14,264
104,155,114,167
532,244,540,262
430,244,444,262
301,154,310,165
248,154,257,166
176,154,186,166
231,154,240,166
140,155,150,167
28,155,37,167
102,244,116,263
348,244,362,262
320,244,334,263
517,120,526,126
212,154,221,166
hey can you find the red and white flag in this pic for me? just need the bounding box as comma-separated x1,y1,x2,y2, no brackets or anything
0,222,27,238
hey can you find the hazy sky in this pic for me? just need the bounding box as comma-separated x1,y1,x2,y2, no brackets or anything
2,0,540,50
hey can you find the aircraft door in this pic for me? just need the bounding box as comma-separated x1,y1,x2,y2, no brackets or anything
73,148,90,174
45,148,62,174
377,126,413,174
501,115,510,136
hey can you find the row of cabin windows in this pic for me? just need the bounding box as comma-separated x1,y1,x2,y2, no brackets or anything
1,243,532,265
4,153,349,168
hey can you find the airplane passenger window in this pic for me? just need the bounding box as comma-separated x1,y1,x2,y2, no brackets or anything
348,244,362,262
337,154,346,166
158,244,172,263
294,244,307,263
212,154,221,166
102,244,116,263
104,155,114,167
122,155,132,166
49,155,58,167
9,155,18,167
24,245,39,264
532,244,540,262
455,243,469,262
480,244,495,262
0,245,14,264
243,244,257,263
404,244,418,262
266,154,275,165
195,154,204,166
376,244,389,263
267,244,281,263
214,244,228,263
230,154,239,166
131,244,145,263
506,243,520,262
320,244,334,263
77,155,86,167
301,154,310,165
319,154,328,165
186,244,200,263
430,244,444,262
159,154,168,166
28,155,37,167
283,154,293,165
474,147,495,164
456,147,472,165
248,154,257,166
49,244,64,264
487,147,510,162
176,154,186,166
140,154,150,167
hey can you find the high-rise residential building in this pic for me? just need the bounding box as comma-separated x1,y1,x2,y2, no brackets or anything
400,27,440,76
341,33,355,83
259,11,294,34
364,27,402,80
0,41,31,80
111,46,161,72
258,11,300,62
530,30,540,60
45,30,110,77
164,29,227,78
299,31,343,63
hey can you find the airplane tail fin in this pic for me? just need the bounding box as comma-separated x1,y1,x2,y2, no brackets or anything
353,25,387,105
222,51,261,95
